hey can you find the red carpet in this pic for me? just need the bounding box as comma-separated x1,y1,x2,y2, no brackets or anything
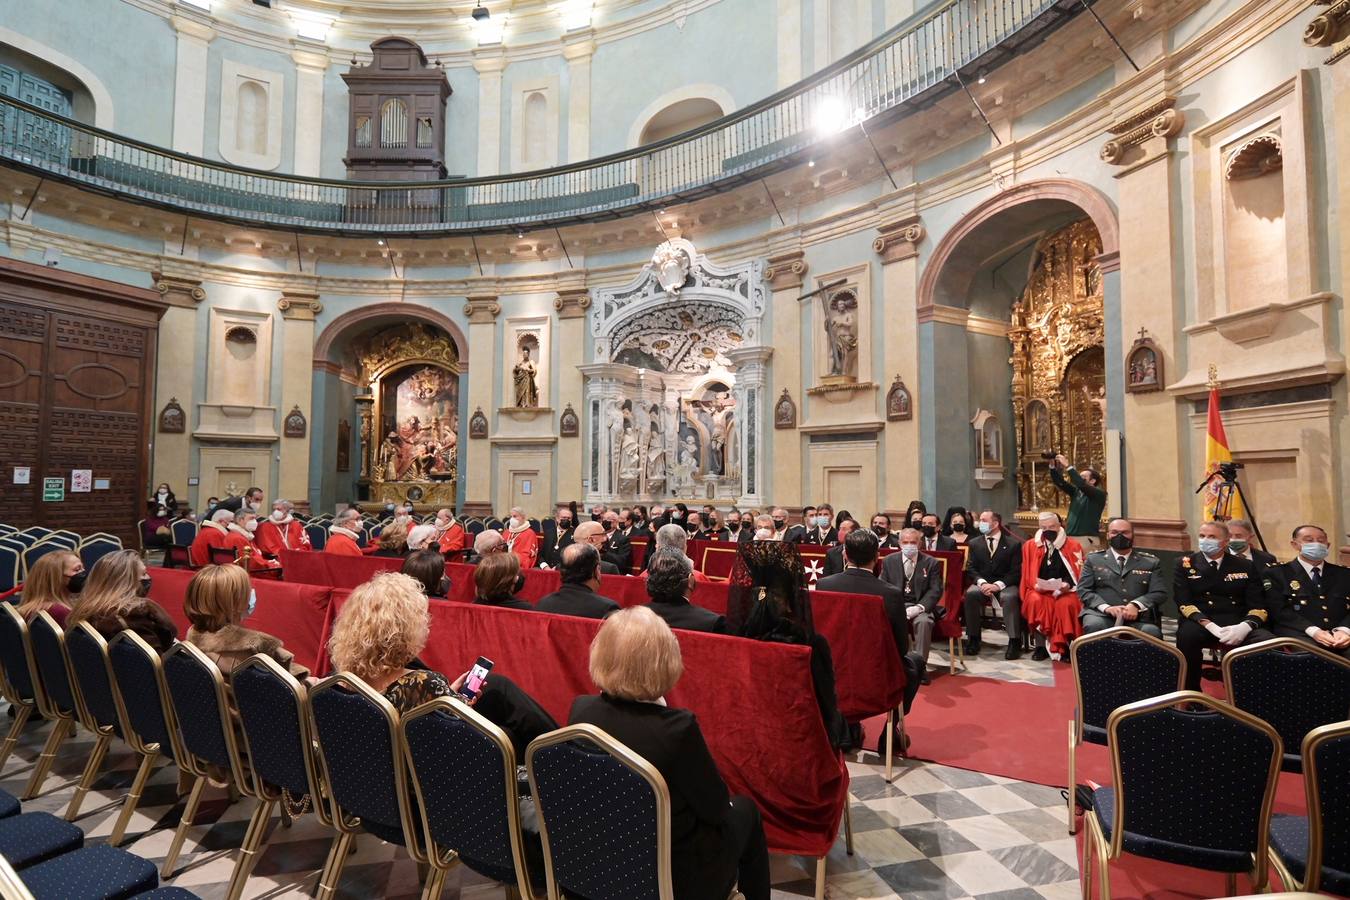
860,664,1311,899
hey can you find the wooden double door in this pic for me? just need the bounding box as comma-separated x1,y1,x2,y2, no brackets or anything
0,258,165,547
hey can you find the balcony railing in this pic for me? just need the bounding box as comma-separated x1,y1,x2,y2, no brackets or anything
0,0,1089,235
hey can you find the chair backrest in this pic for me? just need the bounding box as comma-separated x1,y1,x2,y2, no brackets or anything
231,655,328,821
485,518,504,532
466,519,485,536
161,546,192,569
209,546,237,565
135,520,147,553
170,519,198,547
1106,691,1279,878
0,524,14,536
308,674,422,855
48,531,80,549
1223,638,1350,770
1071,627,1186,736
0,536,33,553
163,643,248,788
527,724,673,900
0,546,18,595
304,524,327,550
78,535,123,571
19,527,52,542
0,603,41,712
402,698,536,890
28,612,76,719
21,541,67,579
1303,722,1350,888
107,631,183,760
65,623,122,732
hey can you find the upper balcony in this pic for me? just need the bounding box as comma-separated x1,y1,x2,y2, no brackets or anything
0,0,1090,237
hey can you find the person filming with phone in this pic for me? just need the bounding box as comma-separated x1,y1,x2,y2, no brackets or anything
1048,453,1107,549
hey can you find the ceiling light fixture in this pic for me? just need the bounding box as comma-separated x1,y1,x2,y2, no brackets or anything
471,4,490,20
808,158,815,167
976,69,988,85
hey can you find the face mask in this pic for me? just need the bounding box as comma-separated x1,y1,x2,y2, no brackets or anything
901,544,919,559
772,518,786,529
1041,529,1059,543
138,576,153,597
978,521,993,535
921,525,937,538
591,513,601,521
437,576,451,596
67,572,87,594
245,520,258,533
1108,534,1133,552
910,516,923,526
815,516,830,528
246,589,257,618
1198,537,1222,555
1227,539,1248,554
602,520,613,532
951,522,966,533
671,512,682,521
208,502,217,510
509,517,521,529
558,518,572,528
727,521,740,532
873,526,888,538
272,510,286,521
157,490,168,498
1302,542,1330,562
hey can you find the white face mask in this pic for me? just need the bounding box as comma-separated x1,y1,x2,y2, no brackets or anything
509,517,522,529
271,510,286,521
244,520,258,533
901,544,919,559
157,490,168,497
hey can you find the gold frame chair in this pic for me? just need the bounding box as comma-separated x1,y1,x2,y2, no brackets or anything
0,602,44,775
62,622,126,821
1267,720,1350,893
1067,626,1185,834
226,653,333,900
1081,690,1281,900
0,603,71,793
20,610,84,800
1221,638,1350,746
307,673,432,900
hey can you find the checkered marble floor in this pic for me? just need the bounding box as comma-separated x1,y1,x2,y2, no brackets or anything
0,643,1082,900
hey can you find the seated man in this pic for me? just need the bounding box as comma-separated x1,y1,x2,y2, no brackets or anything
227,510,279,570
574,521,620,575
1020,511,1085,660
643,524,711,582
601,510,633,573
878,527,944,680
801,504,837,546
919,513,957,553
1227,518,1277,568
433,508,468,560
643,548,726,633
1174,520,1276,691
870,513,897,549
820,518,858,578
255,499,310,559
325,508,366,556
191,509,235,566
962,510,1023,659
1271,524,1350,657
537,544,621,619
504,507,539,569
467,528,506,564
1076,517,1164,638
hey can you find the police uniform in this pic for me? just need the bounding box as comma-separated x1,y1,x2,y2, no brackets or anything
1076,548,1166,638
1173,552,1274,690
1271,559,1350,657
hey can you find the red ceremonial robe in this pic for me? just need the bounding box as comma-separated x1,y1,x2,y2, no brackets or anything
1020,530,1086,655
507,525,539,569
255,517,309,558
189,521,232,567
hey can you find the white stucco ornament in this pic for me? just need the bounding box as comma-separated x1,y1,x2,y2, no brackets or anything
652,238,694,295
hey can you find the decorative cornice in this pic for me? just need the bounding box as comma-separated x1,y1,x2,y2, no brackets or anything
873,216,924,265
1304,0,1350,64
152,271,206,305
916,304,971,327
764,250,807,290
1100,96,1185,164
170,12,216,42
1095,250,1122,275
278,290,323,320
553,287,592,319
464,295,502,323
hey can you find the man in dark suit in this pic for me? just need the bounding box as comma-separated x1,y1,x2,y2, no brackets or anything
574,521,620,574
919,513,957,553
644,548,727,633
782,506,810,543
537,544,621,619
742,513,772,543
963,509,1024,658
821,519,858,578
601,510,633,574
870,513,898,549
816,529,923,711
879,527,945,680
1226,518,1278,568
1077,517,1166,638
1174,520,1276,690
801,504,838,545
1271,524,1350,657
217,486,264,517
539,504,576,569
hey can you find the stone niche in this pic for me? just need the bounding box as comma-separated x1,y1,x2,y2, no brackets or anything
197,307,276,441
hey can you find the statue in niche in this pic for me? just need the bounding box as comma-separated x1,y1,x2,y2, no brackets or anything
644,404,667,492
824,290,859,379
710,392,737,480
1027,402,1051,450
513,344,539,408
336,419,352,472
676,428,701,492
379,431,404,481
618,423,642,494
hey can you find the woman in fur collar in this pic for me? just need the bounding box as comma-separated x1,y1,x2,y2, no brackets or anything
1019,511,1086,660
185,564,308,679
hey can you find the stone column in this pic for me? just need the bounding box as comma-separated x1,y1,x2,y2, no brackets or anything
170,12,215,156
875,217,924,515
562,35,594,164
150,272,205,509
765,249,807,508
277,291,321,505
577,364,636,505
473,52,507,177
554,287,590,501
1097,251,1125,520
463,295,500,515
291,46,327,177
726,346,773,509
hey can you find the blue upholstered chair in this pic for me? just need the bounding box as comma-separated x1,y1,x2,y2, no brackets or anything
0,545,18,595
23,613,80,801
402,698,544,899
1082,691,1281,900
0,524,14,536
0,843,158,900
304,524,327,551
19,542,66,581
46,532,79,551
1222,638,1350,773
17,529,51,544
169,519,197,548
0,813,84,870
63,623,125,822
77,534,122,571
0,604,47,777
1067,627,1186,833
528,723,705,900
485,517,504,533
229,654,330,900
308,674,430,899
0,789,19,819
465,518,485,537
1268,721,1350,895
106,632,184,846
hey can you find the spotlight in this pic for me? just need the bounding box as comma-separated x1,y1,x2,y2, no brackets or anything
976,69,987,85
515,228,525,239
807,158,815,168
813,97,849,135
471,4,490,20
377,239,385,246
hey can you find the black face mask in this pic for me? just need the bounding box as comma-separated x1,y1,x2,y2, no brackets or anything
772,519,786,529
68,572,87,594
1042,529,1059,544
921,525,937,538
727,522,740,532
951,522,966,533
513,573,526,594
138,576,153,597
873,526,888,538
708,520,718,530
558,518,572,528
601,520,613,532
1108,534,1133,552
910,517,923,527
591,513,601,522
436,576,451,597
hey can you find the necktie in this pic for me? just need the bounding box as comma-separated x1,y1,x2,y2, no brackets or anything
988,536,995,554
1312,566,1322,586
1116,554,1126,573
905,557,914,581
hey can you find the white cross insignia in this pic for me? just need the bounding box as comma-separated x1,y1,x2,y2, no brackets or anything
805,560,824,584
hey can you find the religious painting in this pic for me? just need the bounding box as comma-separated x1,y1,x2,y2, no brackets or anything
774,388,797,429
469,407,488,439
375,365,460,482
336,419,351,472
1024,400,1051,451
158,397,185,434
284,405,307,438
1125,332,1163,394
559,403,579,437
885,376,912,421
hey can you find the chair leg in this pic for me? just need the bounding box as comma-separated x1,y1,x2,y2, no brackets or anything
22,717,73,799
884,708,895,783
844,800,853,856
0,705,33,773
1224,873,1237,896
162,773,208,878
1080,814,1093,900
226,798,276,900
109,751,159,845
317,831,355,900
1267,848,1298,892
1067,721,1077,835
65,732,112,821
1096,822,1111,900
814,856,826,900
949,637,957,675
419,864,447,900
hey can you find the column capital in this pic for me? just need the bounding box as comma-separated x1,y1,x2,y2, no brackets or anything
554,288,592,319
874,216,925,265
472,50,508,75
1100,96,1185,166
290,46,329,71
464,295,501,323
171,11,216,42
562,34,596,61
152,271,206,306
278,290,323,320
765,250,807,290
1094,250,1122,275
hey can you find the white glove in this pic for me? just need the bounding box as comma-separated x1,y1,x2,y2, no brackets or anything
907,604,923,620
1222,622,1253,646
1204,621,1225,639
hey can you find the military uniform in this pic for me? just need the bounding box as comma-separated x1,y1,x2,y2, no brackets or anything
1271,559,1350,657
1174,552,1274,690
1076,549,1166,638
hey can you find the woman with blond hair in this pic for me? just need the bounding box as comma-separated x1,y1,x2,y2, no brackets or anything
472,552,532,611
67,549,177,653
372,520,411,558
569,607,769,900
14,550,84,626
183,565,307,678
326,572,555,754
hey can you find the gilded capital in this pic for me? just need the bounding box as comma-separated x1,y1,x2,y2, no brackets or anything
152,271,206,305
1100,98,1185,165
464,295,502,323
874,217,925,265
764,250,807,290
554,288,592,319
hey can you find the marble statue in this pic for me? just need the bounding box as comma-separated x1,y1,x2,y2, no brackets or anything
618,424,642,493
825,291,859,378
710,392,738,479
513,346,539,408
644,405,667,492
378,431,403,481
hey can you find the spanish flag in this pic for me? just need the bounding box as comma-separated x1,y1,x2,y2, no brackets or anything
1202,378,1246,521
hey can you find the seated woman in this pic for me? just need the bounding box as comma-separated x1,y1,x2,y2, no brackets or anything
326,571,556,756
183,564,308,678
1019,510,1086,660
372,521,410,558
14,550,83,627
473,552,533,610
570,607,770,900
942,506,975,546
401,549,449,600
141,504,174,550
67,549,178,653
405,524,439,553
903,499,927,531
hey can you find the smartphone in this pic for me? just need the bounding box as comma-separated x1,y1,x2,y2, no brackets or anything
459,656,494,702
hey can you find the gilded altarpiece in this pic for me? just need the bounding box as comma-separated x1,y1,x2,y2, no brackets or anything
1009,220,1107,512
354,323,462,507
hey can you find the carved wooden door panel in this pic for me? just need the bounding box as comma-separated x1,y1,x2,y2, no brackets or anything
0,303,46,527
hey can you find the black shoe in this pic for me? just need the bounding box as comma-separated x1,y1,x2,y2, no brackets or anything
962,640,981,655
1031,646,1050,661
1004,644,1022,661
920,672,932,686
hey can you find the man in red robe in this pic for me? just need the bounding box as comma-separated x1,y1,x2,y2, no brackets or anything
190,509,235,566
1020,510,1086,660
433,507,468,560
255,499,311,560
505,507,539,569
325,508,365,556
226,511,279,571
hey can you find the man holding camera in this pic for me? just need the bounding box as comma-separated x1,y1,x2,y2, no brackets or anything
1048,454,1107,549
